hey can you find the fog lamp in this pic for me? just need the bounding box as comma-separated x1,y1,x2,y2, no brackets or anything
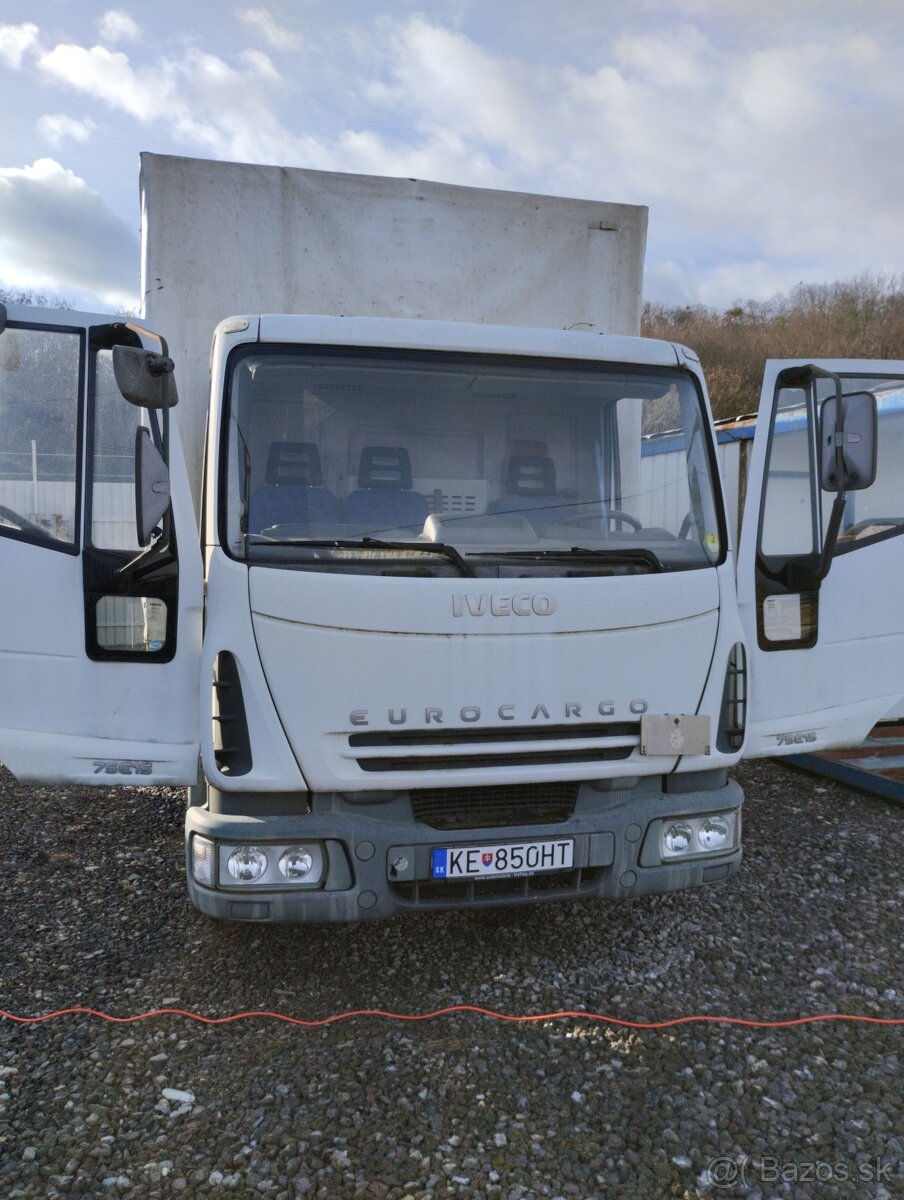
278,847,314,879
698,816,731,851
226,846,268,882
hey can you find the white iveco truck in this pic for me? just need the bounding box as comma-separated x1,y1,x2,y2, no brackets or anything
0,157,902,922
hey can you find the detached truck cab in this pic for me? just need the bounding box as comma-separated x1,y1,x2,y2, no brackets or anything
0,158,902,921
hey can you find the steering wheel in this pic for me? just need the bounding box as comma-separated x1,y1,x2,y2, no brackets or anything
841,517,904,539
554,509,643,532
0,504,54,538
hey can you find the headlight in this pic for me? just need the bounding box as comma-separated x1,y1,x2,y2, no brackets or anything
226,846,268,882
663,821,694,856
278,847,314,879
661,811,737,862
216,841,326,888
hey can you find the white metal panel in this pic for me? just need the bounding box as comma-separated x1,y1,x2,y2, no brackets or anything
738,358,904,755
248,559,719,637
248,569,721,792
0,305,204,785
199,551,309,794
254,315,672,362
140,154,647,511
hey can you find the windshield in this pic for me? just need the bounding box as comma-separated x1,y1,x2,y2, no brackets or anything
221,346,724,576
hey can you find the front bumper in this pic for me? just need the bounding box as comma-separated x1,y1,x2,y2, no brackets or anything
185,773,742,922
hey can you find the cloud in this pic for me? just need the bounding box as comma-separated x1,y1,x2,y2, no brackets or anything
37,113,98,147
38,43,158,120
236,7,303,52
362,16,557,174
0,159,137,307
358,16,904,304
239,48,280,81
97,9,140,45
12,11,904,308
36,39,309,164
0,22,39,68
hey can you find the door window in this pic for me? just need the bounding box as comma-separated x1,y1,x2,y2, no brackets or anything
84,342,176,661
759,385,817,559
0,324,81,548
90,347,142,552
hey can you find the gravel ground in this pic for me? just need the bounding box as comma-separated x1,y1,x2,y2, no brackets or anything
0,759,901,1200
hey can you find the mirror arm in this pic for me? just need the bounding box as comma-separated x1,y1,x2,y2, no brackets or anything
160,405,174,544
789,367,844,589
784,490,847,591
103,540,175,592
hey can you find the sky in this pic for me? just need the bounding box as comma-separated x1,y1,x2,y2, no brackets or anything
0,0,902,314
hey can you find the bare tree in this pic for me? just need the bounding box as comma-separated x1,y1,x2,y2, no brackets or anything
643,273,904,420
0,287,72,311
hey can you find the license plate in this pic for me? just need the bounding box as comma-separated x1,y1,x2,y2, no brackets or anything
431,839,574,880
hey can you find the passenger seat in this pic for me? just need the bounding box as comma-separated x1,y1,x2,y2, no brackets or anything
344,446,428,533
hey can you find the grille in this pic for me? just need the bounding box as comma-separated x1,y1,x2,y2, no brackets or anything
392,866,604,906
410,781,578,831
357,746,633,772
350,722,637,748
350,721,639,773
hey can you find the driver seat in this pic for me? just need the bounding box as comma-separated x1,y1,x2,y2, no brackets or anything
249,442,341,532
488,454,564,528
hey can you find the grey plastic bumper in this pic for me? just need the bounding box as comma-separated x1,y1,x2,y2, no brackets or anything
185,776,743,922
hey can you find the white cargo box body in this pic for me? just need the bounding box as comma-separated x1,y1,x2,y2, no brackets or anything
139,153,647,507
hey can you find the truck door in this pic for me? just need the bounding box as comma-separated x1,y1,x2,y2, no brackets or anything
0,304,202,785
737,358,904,757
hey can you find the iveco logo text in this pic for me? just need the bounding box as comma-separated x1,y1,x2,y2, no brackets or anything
349,699,649,726
452,593,556,617
776,731,817,746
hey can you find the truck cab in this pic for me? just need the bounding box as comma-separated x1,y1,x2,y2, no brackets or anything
1,303,902,920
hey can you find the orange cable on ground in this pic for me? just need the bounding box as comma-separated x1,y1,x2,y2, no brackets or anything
1,1005,902,1029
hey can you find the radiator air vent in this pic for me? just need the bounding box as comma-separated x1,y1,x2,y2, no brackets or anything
213,652,253,776
410,781,579,830
717,642,747,752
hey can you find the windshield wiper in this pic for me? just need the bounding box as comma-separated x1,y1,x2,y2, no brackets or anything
362,538,477,576
493,546,666,572
247,536,477,577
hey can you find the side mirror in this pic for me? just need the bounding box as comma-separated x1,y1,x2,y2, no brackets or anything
113,345,179,409
135,426,171,546
820,391,877,492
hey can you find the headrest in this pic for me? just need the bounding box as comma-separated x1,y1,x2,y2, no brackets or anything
505,454,556,496
358,446,413,490
266,441,323,486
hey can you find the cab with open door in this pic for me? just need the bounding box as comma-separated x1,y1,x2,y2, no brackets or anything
0,304,202,785
738,359,904,756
